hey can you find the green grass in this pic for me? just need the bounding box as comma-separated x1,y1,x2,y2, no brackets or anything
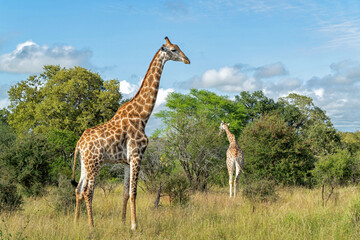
1,186,360,239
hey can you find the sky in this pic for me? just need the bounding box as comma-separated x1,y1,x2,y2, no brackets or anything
1,0,360,133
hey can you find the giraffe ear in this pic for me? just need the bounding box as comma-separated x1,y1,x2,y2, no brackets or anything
227,123,230,126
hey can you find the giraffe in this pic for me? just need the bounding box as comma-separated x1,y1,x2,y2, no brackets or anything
219,121,245,197
71,37,190,230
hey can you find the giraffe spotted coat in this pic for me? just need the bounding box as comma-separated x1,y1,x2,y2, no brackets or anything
220,121,244,197
71,37,190,230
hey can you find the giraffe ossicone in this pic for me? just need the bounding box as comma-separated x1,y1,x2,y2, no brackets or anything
71,37,190,230
219,121,245,198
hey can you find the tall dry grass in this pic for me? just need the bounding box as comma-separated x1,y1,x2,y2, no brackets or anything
1,186,360,239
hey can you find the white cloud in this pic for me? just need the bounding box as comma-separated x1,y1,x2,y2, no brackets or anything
189,66,260,92
313,88,324,98
255,62,287,79
119,80,137,96
119,79,174,112
155,88,174,110
0,41,92,74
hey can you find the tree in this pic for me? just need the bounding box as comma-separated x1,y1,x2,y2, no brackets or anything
157,89,246,136
339,131,360,156
278,93,341,156
312,149,359,205
240,113,315,185
7,65,122,136
162,114,227,191
155,89,245,190
235,91,278,123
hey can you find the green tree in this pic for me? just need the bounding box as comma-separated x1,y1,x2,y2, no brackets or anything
155,89,246,190
312,149,359,205
235,90,278,123
240,113,315,185
46,129,79,181
157,89,246,136
339,131,360,156
163,114,227,191
7,65,122,136
278,93,341,156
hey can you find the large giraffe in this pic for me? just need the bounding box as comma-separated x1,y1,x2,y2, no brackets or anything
219,121,245,197
71,37,190,230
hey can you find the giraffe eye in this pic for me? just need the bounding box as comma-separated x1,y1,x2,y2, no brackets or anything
171,49,177,53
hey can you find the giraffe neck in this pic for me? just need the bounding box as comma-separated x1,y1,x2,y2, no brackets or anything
224,125,236,144
117,49,167,124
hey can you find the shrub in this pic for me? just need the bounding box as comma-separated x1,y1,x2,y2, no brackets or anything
312,149,359,205
0,180,23,213
97,165,122,197
0,133,52,197
240,113,315,186
162,172,191,206
49,175,77,213
242,178,278,211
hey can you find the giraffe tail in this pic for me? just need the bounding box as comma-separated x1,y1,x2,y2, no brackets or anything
71,142,80,187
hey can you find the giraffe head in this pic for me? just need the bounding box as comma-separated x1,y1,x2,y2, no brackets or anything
219,121,229,135
160,37,190,64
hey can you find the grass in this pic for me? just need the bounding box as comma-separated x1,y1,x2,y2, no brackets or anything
1,185,360,239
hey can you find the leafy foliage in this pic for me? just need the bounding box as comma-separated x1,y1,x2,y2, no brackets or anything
46,129,79,181
0,180,23,213
7,65,122,136
162,114,227,191
235,90,278,123
155,89,245,190
278,93,341,156
157,89,246,136
162,172,191,206
240,114,315,185
0,133,52,196
312,149,358,186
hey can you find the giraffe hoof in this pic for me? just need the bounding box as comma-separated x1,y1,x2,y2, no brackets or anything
131,223,137,231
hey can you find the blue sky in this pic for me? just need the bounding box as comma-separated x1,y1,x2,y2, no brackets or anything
1,0,360,133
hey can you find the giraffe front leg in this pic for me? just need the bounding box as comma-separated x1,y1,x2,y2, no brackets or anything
122,165,130,224
129,154,141,230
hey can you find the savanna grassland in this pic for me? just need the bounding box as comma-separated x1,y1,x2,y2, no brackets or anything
1,186,360,240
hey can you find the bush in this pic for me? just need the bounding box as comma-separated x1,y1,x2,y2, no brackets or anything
242,178,278,209
0,180,23,213
312,149,359,205
240,113,315,186
0,133,52,197
162,172,191,206
97,165,122,197
312,149,358,186
49,175,77,213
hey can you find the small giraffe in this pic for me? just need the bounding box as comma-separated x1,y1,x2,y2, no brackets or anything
219,121,245,197
71,37,190,230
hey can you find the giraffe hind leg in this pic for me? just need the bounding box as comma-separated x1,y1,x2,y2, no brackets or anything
74,157,87,223
122,164,130,224
84,179,96,227
234,161,242,197
227,160,235,198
